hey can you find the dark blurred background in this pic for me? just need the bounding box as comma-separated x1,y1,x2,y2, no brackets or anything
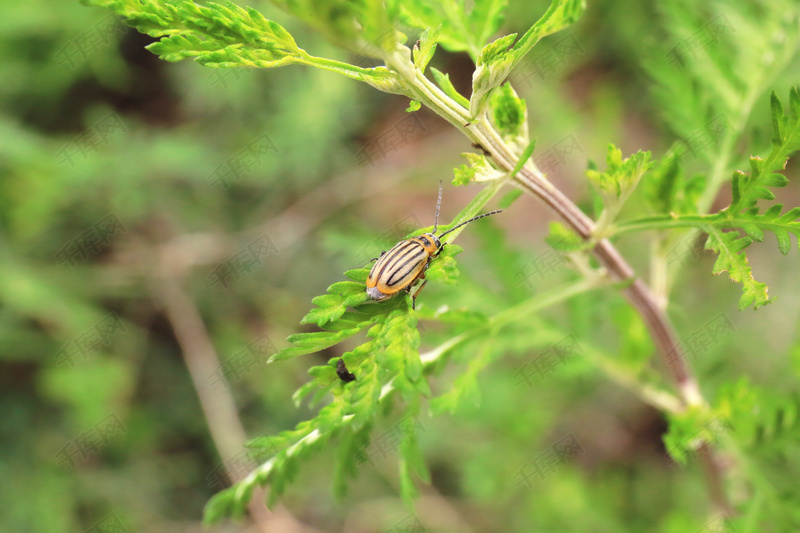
1,1,799,532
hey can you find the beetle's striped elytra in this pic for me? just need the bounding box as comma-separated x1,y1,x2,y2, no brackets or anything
366,183,502,309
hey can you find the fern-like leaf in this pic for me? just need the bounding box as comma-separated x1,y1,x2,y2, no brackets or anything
728,88,800,213
703,227,768,310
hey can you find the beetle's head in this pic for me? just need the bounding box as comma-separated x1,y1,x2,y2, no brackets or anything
417,232,441,253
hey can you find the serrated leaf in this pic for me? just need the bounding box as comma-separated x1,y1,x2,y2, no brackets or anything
269,324,367,363
663,407,735,467
425,245,463,284
774,229,792,255
292,380,323,408
401,0,509,60
704,228,769,310
642,147,699,215
328,281,366,296
345,268,370,282
453,152,504,184
729,89,800,213
587,145,652,228
377,310,422,400
413,25,440,72
587,145,652,201
299,275,372,327
739,223,764,242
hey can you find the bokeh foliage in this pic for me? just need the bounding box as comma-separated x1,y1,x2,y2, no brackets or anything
2,0,800,532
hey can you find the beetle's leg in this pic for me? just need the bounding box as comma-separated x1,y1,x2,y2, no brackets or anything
409,279,429,310
370,250,387,262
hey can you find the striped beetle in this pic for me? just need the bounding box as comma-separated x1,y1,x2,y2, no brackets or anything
366,183,502,310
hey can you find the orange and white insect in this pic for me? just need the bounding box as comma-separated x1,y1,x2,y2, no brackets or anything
366,184,502,309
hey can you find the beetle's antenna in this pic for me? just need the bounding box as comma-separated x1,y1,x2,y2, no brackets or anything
438,210,503,239
433,181,443,234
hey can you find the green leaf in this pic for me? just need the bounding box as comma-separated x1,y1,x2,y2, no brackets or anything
270,320,370,363
413,25,440,72
406,99,422,112
348,342,382,431
332,425,370,499
642,147,700,215
430,336,495,415
298,276,372,327
663,407,735,467
470,33,517,116
498,189,523,209
357,0,402,54
490,83,528,142
401,0,509,60
145,1,302,67
587,145,652,228
728,88,800,214
301,292,370,327
376,309,423,400
509,0,586,57
704,227,769,310
430,67,470,109
425,245,463,285
453,152,504,185
545,222,585,252
469,0,586,116
345,268,370,282
587,145,652,201
397,402,429,507
82,0,408,92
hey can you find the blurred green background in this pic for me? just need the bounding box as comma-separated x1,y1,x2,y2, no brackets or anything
2,0,799,532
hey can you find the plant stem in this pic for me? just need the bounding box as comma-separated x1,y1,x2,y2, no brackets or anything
477,115,707,408
401,52,708,407
390,55,731,512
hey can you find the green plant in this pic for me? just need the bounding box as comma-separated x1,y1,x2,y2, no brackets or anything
79,0,800,529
